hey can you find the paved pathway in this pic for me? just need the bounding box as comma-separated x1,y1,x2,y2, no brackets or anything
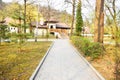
32,39,105,80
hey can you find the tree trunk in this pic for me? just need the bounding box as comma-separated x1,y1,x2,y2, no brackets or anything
94,0,104,43
24,0,27,34
0,37,1,45
70,0,75,36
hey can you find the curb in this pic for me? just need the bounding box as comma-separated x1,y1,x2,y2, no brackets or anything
71,43,105,80
29,41,54,80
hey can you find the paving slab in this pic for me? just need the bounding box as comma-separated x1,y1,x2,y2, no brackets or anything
31,39,105,80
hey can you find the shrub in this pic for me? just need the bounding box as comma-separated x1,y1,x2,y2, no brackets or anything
71,36,104,60
88,42,104,59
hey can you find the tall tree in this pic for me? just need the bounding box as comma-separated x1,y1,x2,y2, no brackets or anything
71,0,76,36
65,0,76,36
5,2,23,33
46,0,52,39
75,0,83,36
105,0,120,79
26,4,37,34
94,0,104,43
105,0,120,46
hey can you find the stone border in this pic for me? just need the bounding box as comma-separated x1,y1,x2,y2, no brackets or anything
71,44,105,80
29,41,54,80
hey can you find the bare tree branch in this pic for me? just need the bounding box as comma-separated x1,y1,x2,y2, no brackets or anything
105,4,114,18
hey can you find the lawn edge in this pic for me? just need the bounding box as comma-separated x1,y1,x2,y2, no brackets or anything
29,41,54,80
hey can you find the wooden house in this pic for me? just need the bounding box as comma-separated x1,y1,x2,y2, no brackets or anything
31,19,70,38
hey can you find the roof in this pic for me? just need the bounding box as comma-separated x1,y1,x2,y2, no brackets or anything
31,22,47,29
0,20,5,23
31,22,70,29
56,23,70,29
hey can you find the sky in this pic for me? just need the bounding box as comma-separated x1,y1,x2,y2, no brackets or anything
2,0,95,10
2,0,95,20
3,0,12,3
2,0,69,12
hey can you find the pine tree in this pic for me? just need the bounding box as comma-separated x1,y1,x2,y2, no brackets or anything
75,1,83,36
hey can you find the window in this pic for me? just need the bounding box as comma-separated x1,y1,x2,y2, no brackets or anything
50,25,53,29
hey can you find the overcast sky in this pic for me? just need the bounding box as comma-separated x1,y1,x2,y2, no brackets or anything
3,0,12,3
2,0,95,20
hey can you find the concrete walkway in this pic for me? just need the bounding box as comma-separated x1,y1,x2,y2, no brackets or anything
31,39,105,80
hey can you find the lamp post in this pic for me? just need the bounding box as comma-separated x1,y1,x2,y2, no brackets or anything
35,3,39,42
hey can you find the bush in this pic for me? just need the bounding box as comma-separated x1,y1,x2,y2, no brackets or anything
71,36,104,60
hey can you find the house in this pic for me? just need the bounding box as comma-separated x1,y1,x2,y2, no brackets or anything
4,17,18,33
2,17,70,38
4,17,30,33
31,19,70,38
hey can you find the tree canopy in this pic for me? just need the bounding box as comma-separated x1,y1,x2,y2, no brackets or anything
75,1,83,36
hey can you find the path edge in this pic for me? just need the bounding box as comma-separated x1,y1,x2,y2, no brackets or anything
29,41,54,80
70,42,105,80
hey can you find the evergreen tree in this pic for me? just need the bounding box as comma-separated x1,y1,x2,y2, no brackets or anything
0,23,10,45
75,1,83,36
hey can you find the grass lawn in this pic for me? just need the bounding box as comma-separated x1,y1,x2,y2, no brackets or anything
26,34,56,39
37,34,56,39
0,42,51,80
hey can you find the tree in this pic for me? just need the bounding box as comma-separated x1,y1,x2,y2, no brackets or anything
105,0,120,79
26,4,37,34
5,2,23,33
0,23,9,45
0,0,6,21
23,0,27,34
105,0,120,47
60,10,72,24
7,2,26,52
75,0,83,36
45,0,53,39
65,0,76,36
94,0,104,43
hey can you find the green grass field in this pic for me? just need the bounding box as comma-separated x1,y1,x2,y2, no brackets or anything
0,42,51,80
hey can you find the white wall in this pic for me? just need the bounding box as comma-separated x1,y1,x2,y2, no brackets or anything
26,29,30,33
34,28,47,36
48,23,56,29
9,26,18,33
